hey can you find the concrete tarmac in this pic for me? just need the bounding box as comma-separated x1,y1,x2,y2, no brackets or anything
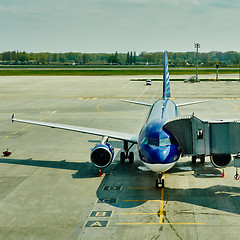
0,76,240,240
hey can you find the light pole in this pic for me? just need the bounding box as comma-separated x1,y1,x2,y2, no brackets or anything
216,62,219,81
239,61,240,82
194,43,200,82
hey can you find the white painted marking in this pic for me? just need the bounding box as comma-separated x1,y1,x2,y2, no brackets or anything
136,87,148,101
122,81,131,88
151,83,160,102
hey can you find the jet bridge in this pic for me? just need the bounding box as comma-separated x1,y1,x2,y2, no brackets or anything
163,116,240,156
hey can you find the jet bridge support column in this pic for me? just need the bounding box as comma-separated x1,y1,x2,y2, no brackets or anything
233,153,240,180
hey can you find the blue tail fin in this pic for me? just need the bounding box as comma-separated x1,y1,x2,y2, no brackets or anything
162,51,171,99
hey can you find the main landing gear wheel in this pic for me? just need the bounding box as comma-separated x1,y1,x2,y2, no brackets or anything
120,151,134,164
120,152,126,164
120,141,135,164
192,156,197,164
156,173,164,188
200,155,205,164
129,152,134,165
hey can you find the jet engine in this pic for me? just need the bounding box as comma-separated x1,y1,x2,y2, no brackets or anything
90,142,114,168
210,154,231,168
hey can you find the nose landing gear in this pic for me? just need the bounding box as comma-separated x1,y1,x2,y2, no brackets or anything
156,172,165,188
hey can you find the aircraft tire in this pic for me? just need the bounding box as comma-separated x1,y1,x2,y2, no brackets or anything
120,152,125,164
162,179,165,188
200,155,205,164
192,156,197,164
129,152,134,164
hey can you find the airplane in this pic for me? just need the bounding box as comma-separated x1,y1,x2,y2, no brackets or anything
11,51,238,188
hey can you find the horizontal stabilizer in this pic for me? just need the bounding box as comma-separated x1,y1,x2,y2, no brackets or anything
119,99,152,107
176,100,210,107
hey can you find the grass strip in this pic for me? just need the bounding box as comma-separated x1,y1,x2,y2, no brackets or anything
0,69,239,76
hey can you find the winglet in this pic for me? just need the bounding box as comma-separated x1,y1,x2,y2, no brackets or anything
11,114,15,123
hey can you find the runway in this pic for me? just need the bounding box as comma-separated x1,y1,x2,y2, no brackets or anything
0,76,240,240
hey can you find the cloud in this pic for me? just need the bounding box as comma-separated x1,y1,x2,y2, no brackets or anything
209,0,240,8
192,0,200,6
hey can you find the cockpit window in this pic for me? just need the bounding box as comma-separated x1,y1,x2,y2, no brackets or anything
159,138,171,146
141,137,148,145
148,138,159,146
141,137,171,147
141,137,159,146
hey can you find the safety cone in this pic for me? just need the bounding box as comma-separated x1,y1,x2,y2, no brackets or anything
98,168,103,177
221,169,225,178
3,148,11,157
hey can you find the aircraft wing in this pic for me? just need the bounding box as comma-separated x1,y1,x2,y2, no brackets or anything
176,100,210,107
11,115,138,144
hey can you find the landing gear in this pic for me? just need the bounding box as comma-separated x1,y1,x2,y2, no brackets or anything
192,156,197,164
156,173,164,188
120,152,126,164
129,152,134,164
192,155,205,164
200,155,205,164
120,141,134,164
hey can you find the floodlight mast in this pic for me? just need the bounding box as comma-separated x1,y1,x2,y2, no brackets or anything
194,43,200,82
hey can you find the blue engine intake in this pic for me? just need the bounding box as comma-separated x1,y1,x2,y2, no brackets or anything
90,142,114,168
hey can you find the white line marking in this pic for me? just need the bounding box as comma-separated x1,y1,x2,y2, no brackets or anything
123,81,131,88
136,87,148,101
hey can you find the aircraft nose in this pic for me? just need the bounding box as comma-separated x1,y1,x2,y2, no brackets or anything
158,148,170,163
140,145,172,164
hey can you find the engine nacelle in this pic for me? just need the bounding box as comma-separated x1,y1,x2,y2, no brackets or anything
90,143,114,168
210,154,231,168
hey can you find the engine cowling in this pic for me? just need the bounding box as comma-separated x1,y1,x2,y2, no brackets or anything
210,154,231,168
90,143,114,168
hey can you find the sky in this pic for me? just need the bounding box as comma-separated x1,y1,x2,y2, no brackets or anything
0,0,240,53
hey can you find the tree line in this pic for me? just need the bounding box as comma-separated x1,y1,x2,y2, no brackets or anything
1,50,240,67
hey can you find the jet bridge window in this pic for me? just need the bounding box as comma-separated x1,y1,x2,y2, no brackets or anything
197,129,203,139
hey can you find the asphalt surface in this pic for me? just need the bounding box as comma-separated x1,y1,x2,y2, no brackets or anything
0,75,240,240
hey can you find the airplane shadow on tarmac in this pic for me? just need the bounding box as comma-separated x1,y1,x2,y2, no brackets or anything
93,159,240,215
0,151,239,215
